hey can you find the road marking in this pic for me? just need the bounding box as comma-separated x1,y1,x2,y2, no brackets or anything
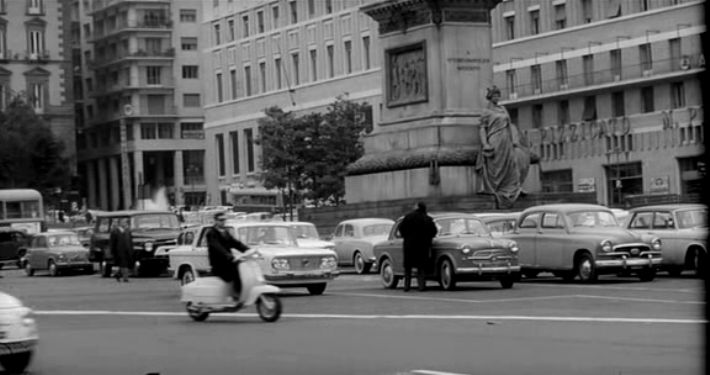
411,370,470,375
574,294,704,305
524,282,699,294
32,310,706,324
330,292,576,303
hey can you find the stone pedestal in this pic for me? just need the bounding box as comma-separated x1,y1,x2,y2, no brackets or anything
345,0,501,203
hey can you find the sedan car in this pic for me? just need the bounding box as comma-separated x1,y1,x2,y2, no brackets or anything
22,232,93,276
473,212,520,237
330,218,394,274
507,204,662,282
625,204,707,277
288,222,336,251
70,226,94,248
0,228,28,270
373,213,520,290
0,291,38,373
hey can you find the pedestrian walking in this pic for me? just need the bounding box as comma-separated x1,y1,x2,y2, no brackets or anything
109,218,133,282
398,201,438,291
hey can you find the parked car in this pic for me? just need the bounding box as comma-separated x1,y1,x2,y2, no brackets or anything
0,228,29,270
89,210,181,277
21,231,93,276
70,226,94,248
473,212,520,237
0,291,38,373
625,203,707,277
507,204,662,282
288,222,336,251
169,223,339,295
330,218,394,274
374,212,520,290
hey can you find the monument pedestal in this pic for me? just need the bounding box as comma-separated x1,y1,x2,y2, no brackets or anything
345,0,501,204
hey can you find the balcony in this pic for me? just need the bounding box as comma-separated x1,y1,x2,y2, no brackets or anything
500,53,704,104
90,19,172,42
89,49,175,68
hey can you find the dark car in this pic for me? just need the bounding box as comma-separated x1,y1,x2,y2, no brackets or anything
89,210,180,277
0,228,29,270
373,212,520,290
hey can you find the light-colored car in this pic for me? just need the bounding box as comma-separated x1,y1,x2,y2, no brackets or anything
506,204,662,282
21,232,93,277
330,218,395,274
373,212,520,290
472,212,520,237
170,223,338,295
0,291,38,373
625,203,707,277
288,222,336,251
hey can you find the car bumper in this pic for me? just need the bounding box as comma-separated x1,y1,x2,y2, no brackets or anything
595,257,661,269
55,261,93,269
456,265,521,275
0,339,37,355
265,271,339,285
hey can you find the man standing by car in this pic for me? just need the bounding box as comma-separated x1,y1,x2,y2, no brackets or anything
399,202,438,291
206,212,250,298
109,218,133,282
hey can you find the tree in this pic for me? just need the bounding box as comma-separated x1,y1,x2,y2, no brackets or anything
0,95,71,191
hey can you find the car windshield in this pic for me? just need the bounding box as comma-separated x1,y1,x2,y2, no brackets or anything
567,210,618,227
363,224,392,236
47,234,81,247
676,209,707,229
435,217,489,236
239,226,298,246
132,214,179,230
290,224,319,239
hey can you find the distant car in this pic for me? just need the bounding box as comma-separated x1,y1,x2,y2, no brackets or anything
473,212,520,237
0,228,29,270
625,204,707,277
373,212,520,290
21,232,93,276
330,218,395,274
288,222,336,251
70,226,94,248
506,204,662,282
0,291,38,373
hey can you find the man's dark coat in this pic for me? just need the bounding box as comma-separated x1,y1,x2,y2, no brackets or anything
206,227,249,282
399,209,438,270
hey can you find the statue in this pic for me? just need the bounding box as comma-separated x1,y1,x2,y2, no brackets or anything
475,86,535,208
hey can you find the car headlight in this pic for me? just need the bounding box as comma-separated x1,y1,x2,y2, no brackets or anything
271,258,290,271
320,256,337,270
600,239,613,252
651,237,662,251
144,242,154,252
20,307,35,327
508,241,519,253
57,253,66,260
460,246,472,255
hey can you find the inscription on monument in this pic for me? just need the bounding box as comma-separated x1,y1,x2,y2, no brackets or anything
447,57,490,71
386,42,428,107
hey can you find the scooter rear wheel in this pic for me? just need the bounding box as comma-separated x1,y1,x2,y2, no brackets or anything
186,302,209,322
256,294,282,322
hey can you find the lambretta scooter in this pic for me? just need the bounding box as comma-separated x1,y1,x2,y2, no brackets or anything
181,249,282,322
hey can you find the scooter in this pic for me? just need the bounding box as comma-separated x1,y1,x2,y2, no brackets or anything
180,249,282,322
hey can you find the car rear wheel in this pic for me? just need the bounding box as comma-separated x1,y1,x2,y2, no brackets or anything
353,252,371,274
575,253,597,283
180,268,195,286
688,248,707,279
307,283,327,295
438,259,457,291
48,260,59,277
379,258,400,289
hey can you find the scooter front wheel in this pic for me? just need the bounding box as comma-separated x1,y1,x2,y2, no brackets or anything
186,302,209,322
256,294,282,322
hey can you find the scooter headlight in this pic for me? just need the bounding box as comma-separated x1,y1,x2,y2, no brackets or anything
320,256,337,270
271,258,290,271
600,239,613,253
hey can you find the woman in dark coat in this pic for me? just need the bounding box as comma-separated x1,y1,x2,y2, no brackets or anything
109,219,133,282
398,202,438,291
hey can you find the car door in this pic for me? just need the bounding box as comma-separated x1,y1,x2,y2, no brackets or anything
515,212,541,268
31,236,48,269
332,224,348,265
375,221,405,274
190,228,210,273
538,211,567,269
651,211,682,264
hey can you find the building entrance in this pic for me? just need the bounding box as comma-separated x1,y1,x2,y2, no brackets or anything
605,162,643,207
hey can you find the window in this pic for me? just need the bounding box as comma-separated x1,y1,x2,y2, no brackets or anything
257,11,264,33
583,55,594,85
362,36,371,70
325,0,333,14
141,123,156,139
610,49,622,79
556,60,568,88
327,45,334,78
259,61,266,93
554,4,566,29
181,122,204,139
612,91,625,117
669,38,681,70
183,94,200,107
158,123,173,139
531,65,542,94
309,49,317,82
671,82,685,109
639,44,652,71
504,15,515,40
607,0,622,18
583,96,597,121
630,212,653,229
216,134,226,176
28,0,42,14
181,37,197,51
641,86,654,112
245,128,255,172
215,72,223,102
241,15,249,38
639,0,649,12
291,53,299,85
0,82,6,111
28,82,45,111
532,104,543,128
519,213,541,229
230,131,240,174
274,57,282,89
244,66,252,96
558,100,569,125
272,5,279,28
180,9,197,23
0,0,5,13
344,40,352,74
182,65,198,79
230,69,238,99
0,24,6,58
542,213,564,229
541,169,573,193
146,66,161,85
529,10,539,35
289,1,297,24
145,38,162,54
308,0,315,17
213,23,221,45
505,69,516,96
28,30,45,55
227,19,235,41
581,0,593,23
147,95,166,115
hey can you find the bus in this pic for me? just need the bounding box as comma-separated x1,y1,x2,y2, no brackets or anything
0,189,45,234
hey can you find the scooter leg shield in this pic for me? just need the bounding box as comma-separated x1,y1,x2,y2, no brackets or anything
244,285,281,306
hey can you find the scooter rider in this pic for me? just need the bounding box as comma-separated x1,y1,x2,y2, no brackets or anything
206,212,250,297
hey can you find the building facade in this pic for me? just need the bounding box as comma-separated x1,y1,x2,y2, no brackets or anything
202,0,704,208
0,0,77,175
76,0,206,211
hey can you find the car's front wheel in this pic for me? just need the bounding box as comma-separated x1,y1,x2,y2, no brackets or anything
0,351,33,374
180,268,195,286
438,259,457,291
48,260,59,277
25,262,34,277
575,253,597,283
353,251,372,274
307,283,327,295
379,258,400,289
500,275,515,289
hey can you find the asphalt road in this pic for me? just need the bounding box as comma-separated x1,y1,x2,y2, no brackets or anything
0,268,706,375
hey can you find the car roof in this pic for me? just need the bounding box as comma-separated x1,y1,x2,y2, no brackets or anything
522,203,610,212
628,203,707,212
225,222,293,228
36,231,76,236
338,218,395,225
285,221,316,226
95,210,175,217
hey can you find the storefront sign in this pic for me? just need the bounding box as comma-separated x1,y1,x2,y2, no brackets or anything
577,178,596,193
649,176,670,194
